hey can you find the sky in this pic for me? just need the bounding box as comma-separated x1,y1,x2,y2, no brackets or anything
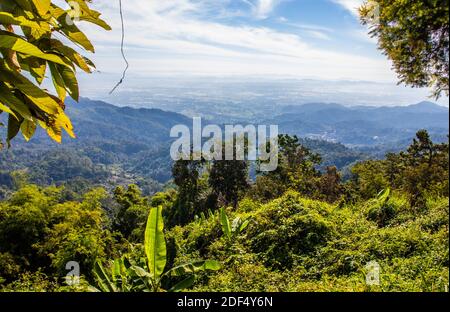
75,0,391,80
57,0,448,106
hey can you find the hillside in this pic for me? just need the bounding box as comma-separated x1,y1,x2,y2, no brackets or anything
1,98,366,197
269,101,449,147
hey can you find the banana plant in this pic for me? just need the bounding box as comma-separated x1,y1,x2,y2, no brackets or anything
93,206,221,292
220,208,251,241
92,257,134,292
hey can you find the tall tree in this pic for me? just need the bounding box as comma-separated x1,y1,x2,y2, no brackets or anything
0,0,110,147
170,157,205,225
253,134,322,201
209,139,249,209
113,185,149,240
360,0,449,98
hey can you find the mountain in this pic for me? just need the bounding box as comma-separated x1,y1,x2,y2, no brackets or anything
269,101,449,147
1,98,368,196
19,97,191,146
0,98,192,196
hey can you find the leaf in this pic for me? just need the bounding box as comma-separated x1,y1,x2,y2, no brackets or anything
144,206,167,280
18,55,47,84
168,275,195,292
0,61,60,115
0,12,43,29
65,0,111,30
0,83,32,120
220,208,231,239
50,39,94,73
0,31,69,66
58,65,79,101
49,63,67,101
40,120,62,143
93,261,116,292
13,0,33,11
30,0,51,16
231,217,242,233
20,118,36,141
167,260,222,277
239,219,251,233
377,188,390,205
0,101,18,120
7,114,23,147
55,110,76,139
57,14,95,52
130,265,151,279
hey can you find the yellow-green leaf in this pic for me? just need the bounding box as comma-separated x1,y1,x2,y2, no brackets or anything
20,118,36,141
58,65,79,101
0,101,18,120
49,63,67,101
30,0,51,16
57,14,95,52
50,39,94,73
0,61,60,115
0,83,33,120
144,206,167,280
0,12,42,29
0,31,69,66
7,114,23,146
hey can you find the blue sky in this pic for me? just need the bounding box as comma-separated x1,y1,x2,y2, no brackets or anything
59,0,447,106
75,0,398,81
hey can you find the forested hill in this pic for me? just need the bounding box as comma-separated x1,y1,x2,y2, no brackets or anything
269,101,449,146
1,98,365,197
0,98,191,196
14,97,192,146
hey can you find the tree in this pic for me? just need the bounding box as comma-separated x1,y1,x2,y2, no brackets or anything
399,130,449,208
209,156,249,210
0,0,110,146
352,130,449,208
253,134,322,201
360,0,449,98
171,157,205,224
317,166,343,203
113,185,149,241
0,184,113,282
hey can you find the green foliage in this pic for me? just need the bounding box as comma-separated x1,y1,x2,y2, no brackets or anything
252,134,324,201
165,189,448,292
366,189,397,227
248,192,333,269
0,130,448,292
360,0,449,98
113,185,149,241
0,184,116,285
170,158,209,226
93,206,221,292
352,130,449,208
0,0,110,145
220,207,251,242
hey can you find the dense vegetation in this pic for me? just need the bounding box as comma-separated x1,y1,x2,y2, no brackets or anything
0,0,448,294
0,130,447,292
0,0,110,146
361,0,449,98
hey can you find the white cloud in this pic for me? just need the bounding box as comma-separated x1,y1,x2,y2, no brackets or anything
75,0,394,83
331,0,364,16
254,0,281,19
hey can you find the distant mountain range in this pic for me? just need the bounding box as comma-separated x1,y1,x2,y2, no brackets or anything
1,98,448,195
1,98,369,190
267,101,449,147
